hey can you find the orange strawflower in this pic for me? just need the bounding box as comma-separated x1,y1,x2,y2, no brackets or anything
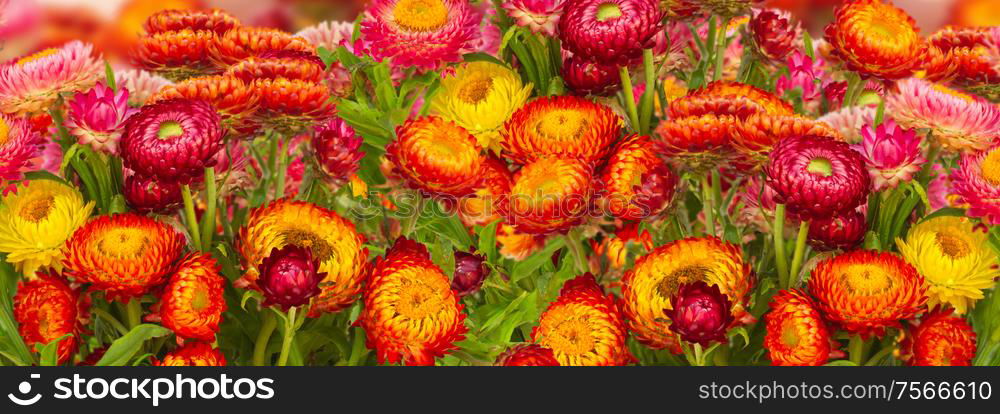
225,51,326,84
156,253,227,342
500,96,622,165
898,307,977,366
251,78,337,131
599,134,677,221
132,29,220,81
386,116,485,198
496,223,545,260
654,114,738,171
155,342,226,366
209,27,314,68
686,81,795,116
733,114,843,168
823,0,926,79
143,8,239,35
764,289,831,366
149,75,260,134
495,344,560,366
14,272,88,365
502,156,594,234
457,155,513,227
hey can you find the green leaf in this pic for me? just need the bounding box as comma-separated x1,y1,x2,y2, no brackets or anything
477,220,500,264
316,46,338,68
37,334,73,366
96,324,172,366
463,52,506,66
22,170,69,185
823,360,858,366
803,31,814,59
104,61,117,91
511,237,565,282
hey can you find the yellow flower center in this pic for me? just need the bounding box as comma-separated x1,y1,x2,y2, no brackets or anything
549,318,594,356
931,83,977,103
97,228,151,259
191,289,210,311
840,265,893,296
157,121,184,140
457,77,494,105
393,0,449,32
395,278,444,319
807,157,833,177
595,3,622,21
980,148,1000,186
934,230,971,259
657,265,709,298
780,318,800,348
535,110,588,141
18,195,55,223
16,48,59,66
279,229,333,262
0,117,10,146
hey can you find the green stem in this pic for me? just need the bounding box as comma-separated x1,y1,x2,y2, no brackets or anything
701,174,716,237
713,17,731,81
347,327,367,366
253,311,278,366
401,193,426,236
125,299,142,329
199,167,217,252
773,204,789,287
639,48,655,135
277,307,298,367
787,220,810,287
916,138,941,185
181,184,203,248
92,308,129,336
693,343,705,366
864,345,895,366
848,335,866,366
619,66,641,132
274,142,289,198
564,229,588,274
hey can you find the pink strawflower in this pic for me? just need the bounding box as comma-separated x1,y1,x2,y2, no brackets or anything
952,144,1000,225
0,0,39,39
732,176,780,233
295,20,356,97
502,0,566,36
360,0,481,70
851,119,926,191
886,78,1000,154
32,138,63,174
114,69,173,107
927,164,964,211
65,83,137,154
0,113,43,194
776,51,822,102
0,41,103,115
313,118,365,183
476,4,502,56
817,105,876,144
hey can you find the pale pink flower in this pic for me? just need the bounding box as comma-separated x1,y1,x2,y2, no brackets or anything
360,0,481,70
851,119,926,191
0,113,43,194
0,41,103,115
886,78,1000,154
114,69,173,107
502,0,566,37
817,105,877,144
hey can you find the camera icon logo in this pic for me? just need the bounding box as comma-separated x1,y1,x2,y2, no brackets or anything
8,374,42,406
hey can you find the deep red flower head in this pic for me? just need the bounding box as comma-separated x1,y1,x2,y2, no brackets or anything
664,281,735,347
14,272,87,365
764,134,871,220
495,344,561,366
558,0,664,64
899,307,977,366
257,245,327,311
123,171,183,214
312,118,365,183
807,209,867,251
451,250,488,297
120,99,224,182
561,55,622,97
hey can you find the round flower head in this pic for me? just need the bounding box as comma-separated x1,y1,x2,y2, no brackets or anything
225,50,326,84
502,156,593,234
360,0,481,70
0,41,103,115
561,55,622,97
123,172,183,214
157,253,227,341
113,69,173,106
359,237,467,365
684,81,795,117
501,96,622,165
558,0,663,64
503,0,566,36
764,134,871,220
654,114,738,172
807,209,867,252
621,237,754,351
823,0,925,79
953,145,1000,225
66,83,137,154
154,342,226,366
312,118,365,183
458,155,513,227
733,114,842,169
237,199,368,316
664,281,734,347
431,61,532,151
851,119,926,191
14,272,87,365
62,213,185,301
143,8,239,35
0,113,43,190
495,344,560,366
496,223,545,260
451,250,488,297
133,30,220,81
749,8,800,62
898,308,977,366
295,20,354,51
925,26,1000,86
764,289,831,366
150,75,260,135
387,116,484,198
209,27,315,68
532,274,632,366
599,134,677,221
808,250,927,338
256,245,326,311
897,216,999,314
817,105,877,144
251,78,337,131
886,78,1000,154
120,99,223,182
0,180,94,276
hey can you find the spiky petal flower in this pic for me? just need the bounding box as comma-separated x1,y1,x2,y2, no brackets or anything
733,114,842,169
823,0,926,80
0,113,43,191
360,0,481,70
851,119,926,191
749,8,800,62
501,96,621,165
14,272,86,365
257,245,326,311
495,344,560,366
532,274,632,366
502,156,593,234
503,0,566,36
898,308,977,366
123,171,183,214
886,78,1000,154
664,281,734,347
312,118,365,183
237,199,368,316
133,30,220,81
457,156,513,227
807,209,867,252
953,145,1000,225
225,50,326,84
764,289,831,366
120,99,223,182
622,237,754,351
558,0,663,63
431,62,532,151
209,27,315,68
775,52,823,103
0,180,94,276
654,114,737,172
65,83,136,154
251,78,337,131
897,216,999,314
157,253,227,341
143,8,239,35
808,250,927,338
0,41,103,115
154,342,226,366
684,81,795,117
599,134,677,221
113,69,173,106
764,135,871,220
149,76,259,135
561,55,622,97
62,213,185,301
817,105,877,144
387,116,484,198
360,237,467,365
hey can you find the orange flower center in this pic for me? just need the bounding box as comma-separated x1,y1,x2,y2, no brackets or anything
657,265,709,298
595,3,622,21
458,77,494,105
395,278,445,319
934,230,971,259
16,48,59,66
97,228,151,259
191,288,210,311
549,318,594,356
0,117,10,146
279,229,333,262
18,195,55,223
839,265,892,296
980,148,1000,186
780,318,801,348
534,110,588,141
393,0,449,32
157,121,184,140
807,157,833,177
931,83,977,104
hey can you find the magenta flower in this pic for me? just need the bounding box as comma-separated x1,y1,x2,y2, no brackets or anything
451,250,488,297
664,281,734,347
0,113,42,194
257,245,326,311
952,144,1000,225
313,118,365,183
66,83,136,154
502,0,566,36
776,51,823,102
851,119,926,191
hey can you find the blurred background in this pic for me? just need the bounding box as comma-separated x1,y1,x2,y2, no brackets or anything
1,0,997,64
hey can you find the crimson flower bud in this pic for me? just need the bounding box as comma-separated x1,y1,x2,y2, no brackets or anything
257,245,326,310
451,250,488,297
664,281,734,347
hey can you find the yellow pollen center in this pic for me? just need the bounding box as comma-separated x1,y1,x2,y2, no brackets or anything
840,266,893,296
657,265,709,298
0,117,10,146
157,121,184,140
458,77,494,104
980,148,1000,186
549,319,594,356
535,110,587,141
807,157,833,177
279,230,333,262
395,279,444,319
932,83,977,103
97,228,151,259
16,48,59,66
392,0,449,32
191,289,210,311
780,318,800,348
595,3,622,21
934,230,971,259
18,196,55,223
